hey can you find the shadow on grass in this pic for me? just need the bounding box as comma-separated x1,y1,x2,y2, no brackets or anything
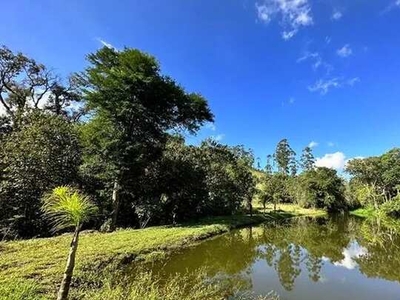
175,211,296,230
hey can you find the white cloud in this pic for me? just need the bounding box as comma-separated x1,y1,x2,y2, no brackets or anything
97,38,116,50
256,0,313,40
347,77,360,86
308,76,360,95
205,122,216,131
331,10,343,21
382,0,400,14
308,78,341,95
325,36,331,44
327,141,335,147
211,134,225,141
308,141,318,148
297,52,333,73
315,152,346,170
0,103,7,116
337,44,353,58
334,242,367,270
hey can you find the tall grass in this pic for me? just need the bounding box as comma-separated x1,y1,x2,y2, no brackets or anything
73,269,279,300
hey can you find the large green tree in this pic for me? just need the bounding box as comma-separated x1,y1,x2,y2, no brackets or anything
78,47,213,230
275,139,296,176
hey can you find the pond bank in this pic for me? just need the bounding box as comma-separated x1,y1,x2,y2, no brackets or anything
0,205,323,299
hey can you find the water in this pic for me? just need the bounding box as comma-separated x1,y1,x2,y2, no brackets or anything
146,215,400,300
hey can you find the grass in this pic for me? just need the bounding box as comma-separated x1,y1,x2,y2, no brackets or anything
0,215,264,299
350,207,376,218
0,207,322,299
253,203,327,218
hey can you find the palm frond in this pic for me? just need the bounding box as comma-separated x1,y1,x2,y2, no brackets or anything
42,186,97,232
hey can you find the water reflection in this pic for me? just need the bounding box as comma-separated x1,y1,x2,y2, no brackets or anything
146,215,400,300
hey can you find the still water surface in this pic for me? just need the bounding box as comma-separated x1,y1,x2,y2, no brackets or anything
149,216,400,300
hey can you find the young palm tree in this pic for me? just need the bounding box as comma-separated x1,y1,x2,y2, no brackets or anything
42,186,97,300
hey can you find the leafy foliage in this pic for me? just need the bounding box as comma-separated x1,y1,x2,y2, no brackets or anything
259,140,347,212
42,186,97,231
77,47,213,229
296,168,346,211
346,148,400,215
0,112,81,238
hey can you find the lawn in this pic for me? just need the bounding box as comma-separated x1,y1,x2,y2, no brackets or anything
253,203,327,217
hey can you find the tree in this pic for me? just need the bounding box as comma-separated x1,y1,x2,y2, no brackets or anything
346,149,400,205
229,145,256,216
78,47,213,231
0,46,82,127
275,139,296,176
262,173,287,211
265,154,274,174
0,112,81,237
42,186,97,300
297,167,346,211
300,146,315,171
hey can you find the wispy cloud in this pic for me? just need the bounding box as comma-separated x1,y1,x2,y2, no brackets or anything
325,36,332,44
281,97,295,106
308,78,340,94
331,10,343,21
337,44,353,58
297,51,333,73
381,0,400,14
327,141,335,147
309,141,318,148
97,38,117,50
211,134,225,142
308,76,360,95
205,122,216,131
347,77,360,86
255,0,313,40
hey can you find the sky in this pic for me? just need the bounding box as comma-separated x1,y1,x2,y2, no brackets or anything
2,0,400,171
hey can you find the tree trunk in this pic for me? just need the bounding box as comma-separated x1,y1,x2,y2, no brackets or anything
57,226,80,300
110,179,120,232
249,200,253,217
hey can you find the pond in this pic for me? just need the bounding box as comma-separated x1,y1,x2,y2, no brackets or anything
147,215,400,300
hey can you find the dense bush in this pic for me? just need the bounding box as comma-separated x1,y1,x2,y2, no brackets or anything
296,168,346,211
0,112,81,238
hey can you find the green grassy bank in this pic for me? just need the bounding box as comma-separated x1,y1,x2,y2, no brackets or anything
0,206,323,299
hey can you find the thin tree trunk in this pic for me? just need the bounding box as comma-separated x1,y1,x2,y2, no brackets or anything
110,179,120,232
57,226,80,300
249,200,253,217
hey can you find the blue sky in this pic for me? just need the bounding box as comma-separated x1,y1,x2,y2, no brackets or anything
2,0,400,170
